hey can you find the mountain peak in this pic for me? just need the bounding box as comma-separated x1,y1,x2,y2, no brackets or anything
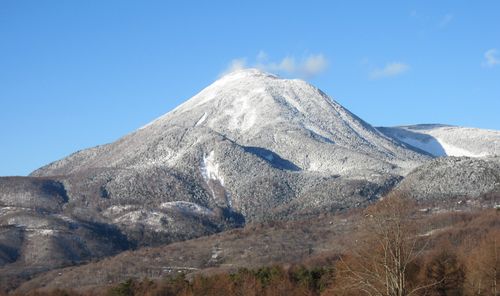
220,68,279,80
34,68,430,179
168,67,314,120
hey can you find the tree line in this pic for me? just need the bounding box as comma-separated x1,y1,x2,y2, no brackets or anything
14,193,500,296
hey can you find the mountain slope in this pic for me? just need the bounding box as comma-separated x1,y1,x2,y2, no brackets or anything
378,124,500,157
33,69,428,178
29,69,430,223
1,69,436,288
397,156,500,207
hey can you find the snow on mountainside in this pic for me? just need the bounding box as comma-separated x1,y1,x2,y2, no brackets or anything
27,68,433,230
2,68,500,288
397,156,500,207
33,69,428,178
378,124,500,157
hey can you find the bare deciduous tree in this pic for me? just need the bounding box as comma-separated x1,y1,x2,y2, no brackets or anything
424,246,465,296
330,192,432,296
465,229,500,296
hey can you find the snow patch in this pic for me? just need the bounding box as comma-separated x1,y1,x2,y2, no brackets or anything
0,206,31,215
419,227,449,237
24,228,58,238
36,229,57,236
201,151,224,186
224,89,263,132
51,214,77,224
115,210,173,231
161,201,213,216
195,112,208,126
103,205,137,217
7,217,50,229
437,139,488,157
200,151,234,207
397,137,446,157
398,135,488,157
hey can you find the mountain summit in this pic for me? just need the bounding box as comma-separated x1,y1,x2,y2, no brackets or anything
34,69,427,178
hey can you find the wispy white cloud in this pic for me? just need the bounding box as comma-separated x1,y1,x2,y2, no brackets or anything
370,62,410,79
482,49,500,67
259,56,296,74
257,54,328,77
220,58,247,76
438,13,454,28
302,54,329,77
222,52,328,78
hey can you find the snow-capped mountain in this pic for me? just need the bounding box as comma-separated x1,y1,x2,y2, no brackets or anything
378,124,500,157
1,69,499,283
0,69,431,269
33,69,428,178
29,69,430,223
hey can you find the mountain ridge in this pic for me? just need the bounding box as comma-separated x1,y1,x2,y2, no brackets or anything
378,124,500,157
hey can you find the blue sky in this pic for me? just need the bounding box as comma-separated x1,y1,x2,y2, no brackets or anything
1,1,499,176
